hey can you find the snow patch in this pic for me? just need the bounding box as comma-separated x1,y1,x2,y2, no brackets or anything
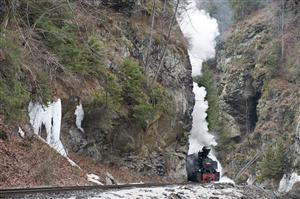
67,158,79,167
220,176,236,184
18,127,25,138
278,172,300,192
87,174,103,185
246,175,255,185
89,184,244,199
74,103,84,132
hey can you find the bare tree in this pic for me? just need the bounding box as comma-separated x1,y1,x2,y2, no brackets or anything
144,0,156,82
150,0,180,86
281,0,285,61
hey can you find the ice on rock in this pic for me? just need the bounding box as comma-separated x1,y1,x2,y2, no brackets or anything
28,99,67,156
74,103,84,132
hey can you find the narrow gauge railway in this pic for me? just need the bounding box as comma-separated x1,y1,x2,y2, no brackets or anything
0,182,198,198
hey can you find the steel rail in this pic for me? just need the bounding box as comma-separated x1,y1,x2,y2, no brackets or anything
0,182,195,197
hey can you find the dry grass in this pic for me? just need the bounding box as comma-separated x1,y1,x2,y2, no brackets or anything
70,153,172,184
0,118,170,188
0,135,89,188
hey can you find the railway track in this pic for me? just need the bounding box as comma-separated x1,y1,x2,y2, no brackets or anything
0,182,192,197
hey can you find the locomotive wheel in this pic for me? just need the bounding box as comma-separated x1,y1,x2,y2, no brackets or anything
208,176,211,183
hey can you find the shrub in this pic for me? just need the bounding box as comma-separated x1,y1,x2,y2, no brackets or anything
0,31,30,121
90,87,121,114
195,60,219,132
150,84,172,114
133,103,155,127
120,59,147,105
229,0,263,21
264,42,281,78
20,0,106,76
261,80,271,100
120,59,151,127
30,76,53,104
258,138,288,181
120,59,172,128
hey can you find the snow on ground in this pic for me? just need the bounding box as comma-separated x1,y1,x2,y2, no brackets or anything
18,127,25,138
8,184,273,199
88,184,244,199
87,174,103,185
246,175,255,185
278,172,300,192
74,103,84,132
219,176,235,184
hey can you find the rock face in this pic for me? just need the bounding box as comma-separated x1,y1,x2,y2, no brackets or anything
57,1,193,181
0,0,193,182
200,0,300,185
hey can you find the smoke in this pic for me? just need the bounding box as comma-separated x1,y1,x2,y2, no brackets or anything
178,0,219,154
179,0,219,76
195,0,233,34
188,83,218,154
178,0,235,182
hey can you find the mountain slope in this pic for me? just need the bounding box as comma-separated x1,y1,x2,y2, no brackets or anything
199,0,300,188
0,0,194,186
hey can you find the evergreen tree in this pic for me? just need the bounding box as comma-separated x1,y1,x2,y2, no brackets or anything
259,139,287,180
229,0,263,21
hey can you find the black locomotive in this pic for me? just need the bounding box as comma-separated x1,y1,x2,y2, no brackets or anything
187,146,220,182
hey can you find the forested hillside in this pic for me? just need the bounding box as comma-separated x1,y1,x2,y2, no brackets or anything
0,0,194,187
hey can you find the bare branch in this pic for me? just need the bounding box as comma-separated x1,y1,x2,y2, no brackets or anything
150,0,180,86
144,0,156,79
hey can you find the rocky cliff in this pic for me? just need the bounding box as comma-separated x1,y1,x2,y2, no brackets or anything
0,0,194,185
198,0,300,188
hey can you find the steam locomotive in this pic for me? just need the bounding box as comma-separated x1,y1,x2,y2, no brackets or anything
187,146,220,183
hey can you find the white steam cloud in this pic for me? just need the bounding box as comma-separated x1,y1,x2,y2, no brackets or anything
179,0,219,76
188,83,218,154
178,0,219,154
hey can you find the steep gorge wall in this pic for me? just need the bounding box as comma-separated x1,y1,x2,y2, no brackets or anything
0,0,194,181
199,0,300,185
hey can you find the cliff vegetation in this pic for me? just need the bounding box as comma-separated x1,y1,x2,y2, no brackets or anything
0,0,194,186
201,0,300,188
